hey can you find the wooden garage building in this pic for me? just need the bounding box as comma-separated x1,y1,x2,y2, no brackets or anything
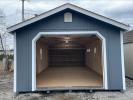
7,3,129,92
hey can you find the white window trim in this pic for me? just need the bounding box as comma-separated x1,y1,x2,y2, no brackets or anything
32,31,108,91
120,31,126,90
14,32,17,92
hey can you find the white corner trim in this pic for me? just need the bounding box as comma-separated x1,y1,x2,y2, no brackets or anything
32,39,35,91
32,31,108,91
14,32,17,92
7,4,129,33
120,31,126,90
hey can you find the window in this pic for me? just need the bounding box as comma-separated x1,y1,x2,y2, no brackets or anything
94,47,97,54
64,12,72,22
40,48,43,60
86,48,91,53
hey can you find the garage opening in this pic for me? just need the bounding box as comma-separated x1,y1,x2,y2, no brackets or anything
36,35,104,89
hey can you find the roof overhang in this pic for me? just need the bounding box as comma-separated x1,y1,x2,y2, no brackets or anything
7,3,129,33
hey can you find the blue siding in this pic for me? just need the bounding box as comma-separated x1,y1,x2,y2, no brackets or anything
16,9,123,92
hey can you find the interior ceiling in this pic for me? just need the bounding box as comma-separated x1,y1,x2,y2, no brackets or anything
38,35,100,48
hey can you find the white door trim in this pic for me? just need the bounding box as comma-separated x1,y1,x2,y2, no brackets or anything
32,31,108,91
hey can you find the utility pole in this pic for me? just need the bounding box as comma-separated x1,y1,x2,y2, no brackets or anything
20,0,27,21
22,0,25,21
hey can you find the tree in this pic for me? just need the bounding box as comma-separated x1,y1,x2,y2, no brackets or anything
0,9,11,77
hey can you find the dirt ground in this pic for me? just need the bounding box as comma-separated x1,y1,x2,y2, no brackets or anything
0,73,133,100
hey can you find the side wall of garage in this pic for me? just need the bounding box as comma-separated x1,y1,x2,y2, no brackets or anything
85,38,102,75
15,9,123,92
36,38,48,74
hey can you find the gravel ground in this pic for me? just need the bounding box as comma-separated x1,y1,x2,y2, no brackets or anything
0,73,133,100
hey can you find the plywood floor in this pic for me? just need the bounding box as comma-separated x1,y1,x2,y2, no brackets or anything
37,66,103,88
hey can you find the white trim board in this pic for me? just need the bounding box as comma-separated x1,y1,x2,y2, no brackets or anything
120,31,126,90
14,32,17,92
32,31,108,91
8,3,129,33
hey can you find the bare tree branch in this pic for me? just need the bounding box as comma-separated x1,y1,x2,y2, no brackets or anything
0,9,12,77
0,33,6,55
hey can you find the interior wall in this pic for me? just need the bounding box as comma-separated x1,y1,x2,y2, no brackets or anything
85,38,103,76
36,38,48,74
36,36,102,76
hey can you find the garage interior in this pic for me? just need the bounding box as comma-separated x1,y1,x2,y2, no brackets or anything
36,35,103,89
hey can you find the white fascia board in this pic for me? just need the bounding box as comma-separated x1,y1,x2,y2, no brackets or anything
7,4,68,33
7,3,129,33
68,4,129,30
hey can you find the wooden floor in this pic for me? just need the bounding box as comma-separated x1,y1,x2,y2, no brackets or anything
37,66,103,88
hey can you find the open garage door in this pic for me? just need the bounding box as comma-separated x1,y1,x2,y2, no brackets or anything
32,32,107,91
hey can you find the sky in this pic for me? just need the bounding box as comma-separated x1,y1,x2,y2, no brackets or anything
0,0,133,49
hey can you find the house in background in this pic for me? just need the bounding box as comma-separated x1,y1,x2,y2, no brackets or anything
124,30,133,79
7,3,129,93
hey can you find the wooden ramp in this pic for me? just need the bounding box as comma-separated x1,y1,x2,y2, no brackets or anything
37,66,103,88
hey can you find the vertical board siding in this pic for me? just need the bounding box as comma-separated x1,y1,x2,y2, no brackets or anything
16,9,123,91
108,31,123,89
16,29,29,91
